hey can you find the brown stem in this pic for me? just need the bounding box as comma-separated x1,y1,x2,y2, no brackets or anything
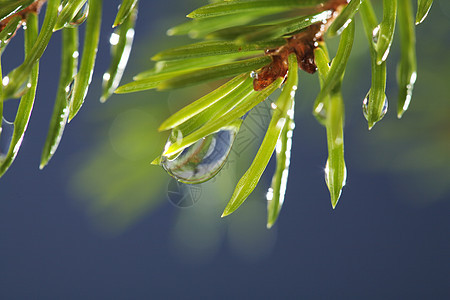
253,0,348,91
0,0,48,37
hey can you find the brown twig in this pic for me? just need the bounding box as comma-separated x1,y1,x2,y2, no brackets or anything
0,0,48,38
253,0,348,91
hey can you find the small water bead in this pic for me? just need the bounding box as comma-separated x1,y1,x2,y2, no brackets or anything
372,25,380,44
362,91,388,121
266,187,274,201
314,102,327,125
161,126,240,184
334,18,353,36
287,108,294,119
102,72,111,81
0,118,14,158
401,71,417,113
2,76,9,86
126,28,135,40
109,32,120,46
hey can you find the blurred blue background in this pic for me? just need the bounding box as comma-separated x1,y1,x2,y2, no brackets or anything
0,0,449,298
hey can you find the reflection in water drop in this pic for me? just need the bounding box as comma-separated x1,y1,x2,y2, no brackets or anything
362,91,388,121
167,178,202,208
0,118,14,158
161,125,240,184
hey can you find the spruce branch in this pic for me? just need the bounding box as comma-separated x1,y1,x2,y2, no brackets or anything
116,0,432,227
0,0,139,177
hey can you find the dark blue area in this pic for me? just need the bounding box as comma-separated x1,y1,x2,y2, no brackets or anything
0,1,449,299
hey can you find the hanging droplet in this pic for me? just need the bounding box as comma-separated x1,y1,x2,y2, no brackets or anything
161,125,240,184
68,3,89,27
0,118,14,158
362,90,388,122
372,25,380,44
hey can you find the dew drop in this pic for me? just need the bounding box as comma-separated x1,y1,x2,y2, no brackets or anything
401,71,417,113
2,76,9,86
10,77,32,98
362,90,388,121
314,102,327,125
266,187,274,201
335,18,352,36
109,32,120,46
103,72,111,82
68,3,89,27
161,125,240,184
324,160,330,186
0,118,14,158
372,25,380,44
324,159,347,191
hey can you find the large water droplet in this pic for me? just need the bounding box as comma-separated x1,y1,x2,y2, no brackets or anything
0,118,14,158
161,125,240,184
69,2,89,27
362,91,388,121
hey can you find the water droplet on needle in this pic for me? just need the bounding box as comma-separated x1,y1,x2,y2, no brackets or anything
0,118,14,158
362,90,388,125
161,124,240,184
